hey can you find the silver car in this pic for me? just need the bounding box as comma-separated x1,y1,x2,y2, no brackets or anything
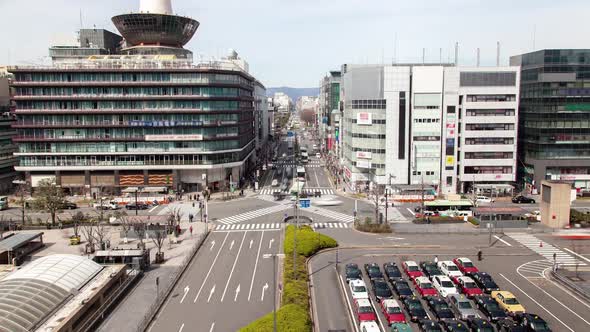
448,294,479,320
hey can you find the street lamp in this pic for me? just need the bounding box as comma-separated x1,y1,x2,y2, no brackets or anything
263,253,285,332
12,180,28,226
135,186,144,216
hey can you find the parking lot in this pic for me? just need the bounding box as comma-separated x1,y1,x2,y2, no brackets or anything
309,238,590,332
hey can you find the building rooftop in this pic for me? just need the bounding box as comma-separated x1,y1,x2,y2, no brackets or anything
0,232,43,252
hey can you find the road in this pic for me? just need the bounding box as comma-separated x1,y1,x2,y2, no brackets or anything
149,229,281,332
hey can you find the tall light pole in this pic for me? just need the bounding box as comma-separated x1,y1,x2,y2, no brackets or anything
264,253,285,332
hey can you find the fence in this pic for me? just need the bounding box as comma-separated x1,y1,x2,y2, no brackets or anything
134,229,209,332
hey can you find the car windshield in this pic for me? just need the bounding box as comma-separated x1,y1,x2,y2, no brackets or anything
531,322,550,331
505,298,520,305
421,282,433,289
408,301,422,309
375,282,388,290
447,265,459,271
462,261,474,268
369,267,380,274
486,303,500,310
353,286,366,292
464,282,477,288
387,306,402,314
397,282,410,289
359,306,374,313
436,303,450,310
408,265,419,271
458,301,473,309
441,281,454,288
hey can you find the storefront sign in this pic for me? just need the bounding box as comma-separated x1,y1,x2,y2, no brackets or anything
356,151,372,159
344,166,352,180
145,134,203,141
357,112,372,125
356,160,372,168
445,156,455,166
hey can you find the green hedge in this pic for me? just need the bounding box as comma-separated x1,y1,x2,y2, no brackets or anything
283,225,338,257
238,304,310,332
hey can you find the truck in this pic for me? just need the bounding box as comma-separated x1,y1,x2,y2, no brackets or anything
287,139,294,150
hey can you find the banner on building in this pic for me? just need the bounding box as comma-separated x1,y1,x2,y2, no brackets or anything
357,112,372,125
356,151,372,159
356,160,372,168
445,156,455,166
145,134,203,141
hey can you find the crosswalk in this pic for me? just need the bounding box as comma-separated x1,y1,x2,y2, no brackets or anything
258,188,334,195
517,260,555,278
508,233,586,266
215,204,291,225
213,223,282,232
309,207,355,223
274,161,322,168
312,223,349,230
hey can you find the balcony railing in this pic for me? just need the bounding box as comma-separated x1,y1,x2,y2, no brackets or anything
13,133,241,142
13,108,250,114
19,159,240,167
13,94,252,101
13,120,242,128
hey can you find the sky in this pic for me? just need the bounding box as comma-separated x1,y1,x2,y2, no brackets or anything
0,0,589,87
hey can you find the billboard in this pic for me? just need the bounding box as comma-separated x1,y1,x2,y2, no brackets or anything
356,151,372,159
357,112,372,125
356,160,372,168
145,134,203,141
445,156,455,167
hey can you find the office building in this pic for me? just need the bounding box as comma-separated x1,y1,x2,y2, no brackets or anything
9,0,263,194
510,50,590,193
0,72,18,193
318,71,341,155
49,29,123,62
340,63,520,194
273,92,292,113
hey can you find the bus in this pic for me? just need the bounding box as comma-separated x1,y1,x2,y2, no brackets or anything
301,151,309,163
290,180,305,196
296,166,306,182
423,199,474,217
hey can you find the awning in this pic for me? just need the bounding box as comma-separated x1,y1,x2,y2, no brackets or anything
121,186,168,193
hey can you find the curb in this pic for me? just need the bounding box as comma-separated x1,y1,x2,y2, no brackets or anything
550,270,590,303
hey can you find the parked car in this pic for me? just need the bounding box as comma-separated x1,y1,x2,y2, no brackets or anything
354,298,377,322
453,257,479,275
475,295,508,322
364,263,384,280
512,195,536,204
359,321,380,332
402,297,429,322
419,320,444,332
441,320,470,332
476,196,494,204
420,261,444,278
467,318,495,332
456,276,483,297
471,272,500,293
370,278,393,303
491,291,525,316
391,323,412,332
496,318,527,332
402,260,424,279
432,275,459,298
93,200,120,210
345,263,362,283
427,297,456,321
438,261,463,280
392,279,414,298
61,202,78,210
380,299,406,324
518,314,552,332
384,262,403,281
349,279,369,300
448,294,479,320
414,276,438,297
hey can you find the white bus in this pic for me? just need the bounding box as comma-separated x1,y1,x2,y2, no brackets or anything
296,166,306,182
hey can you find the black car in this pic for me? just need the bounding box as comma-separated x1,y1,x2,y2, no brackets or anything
125,202,149,210
402,297,429,322
420,261,444,278
384,262,403,281
370,278,393,302
419,320,444,332
345,263,362,282
427,298,456,321
61,202,78,210
518,314,551,332
512,195,535,204
472,272,500,293
392,279,414,298
496,319,526,332
441,320,470,332
364,263,384,280
468,318,495,332
476,295,508,322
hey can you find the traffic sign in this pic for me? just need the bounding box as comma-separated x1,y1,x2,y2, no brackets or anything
300,199,311,208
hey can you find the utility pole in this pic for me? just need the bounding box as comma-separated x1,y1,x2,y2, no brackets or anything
421,174,425,215
135,189,139,216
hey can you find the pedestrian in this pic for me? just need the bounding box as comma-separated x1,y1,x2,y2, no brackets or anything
189,214,194,223
434,255,439,264
189,225,193,236
426,216,431,224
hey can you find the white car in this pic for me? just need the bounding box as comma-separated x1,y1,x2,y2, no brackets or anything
432,275,459,297
271,179,279,187
476,196,493,204
438,260,463,279
349,279,369,300
359,321,380,332
316,153,321,158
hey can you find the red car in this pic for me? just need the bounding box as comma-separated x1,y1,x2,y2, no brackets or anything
456,276,483,297
380,299,406,324
355,298,377,321
402,261,424,279
453,257,479,274
414,276,439,297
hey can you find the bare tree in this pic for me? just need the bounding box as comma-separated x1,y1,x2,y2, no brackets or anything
369,185,382,224
152,224,167,263
114,211,131,240
132,219,147,250
33,178,68,226
94,221,110,250
80,222,96,253
69,211,86,239
167,206,183,233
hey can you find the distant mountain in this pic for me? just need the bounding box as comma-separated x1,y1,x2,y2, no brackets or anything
267,87,319,101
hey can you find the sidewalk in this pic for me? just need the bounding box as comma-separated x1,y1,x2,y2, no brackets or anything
97,221,209,332
552,266,590,302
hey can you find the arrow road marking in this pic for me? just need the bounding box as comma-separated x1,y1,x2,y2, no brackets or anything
194,232,230,303
248,231,265,301
180,286,190,304
178,323,185,332
221,232,247,302
249,239,254,249
234,284,241,302
210,240,216,251
269,238,274,249
261,283,269,301
207,284,216,303
209,322,215,332
230,240,235,250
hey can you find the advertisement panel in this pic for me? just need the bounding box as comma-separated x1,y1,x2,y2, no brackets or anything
145,134,203,141
356,160,372,168
356,151,372,159
446,156,455,167
344,166,352,180
357,112,372,125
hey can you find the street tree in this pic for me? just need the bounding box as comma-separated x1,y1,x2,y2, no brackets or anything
151,224,167,263
167,206,183,233
132,219,147,250
33,178,68,226
80,222,96,253
69,211,86,239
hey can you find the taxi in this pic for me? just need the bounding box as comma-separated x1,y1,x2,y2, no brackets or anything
491,291,525,316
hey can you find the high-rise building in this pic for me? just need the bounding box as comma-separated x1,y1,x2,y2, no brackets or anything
340,63,520,194
510,50,590,193
318,71,341,155
9,0,264,194
273,92,292,113
49,29,123,62
0,72,18,193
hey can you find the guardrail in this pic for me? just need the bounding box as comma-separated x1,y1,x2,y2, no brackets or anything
550,270,590,303
135,229,210,332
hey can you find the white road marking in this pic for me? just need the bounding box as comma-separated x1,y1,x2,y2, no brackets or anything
179,286,190,304
249,239,254,249
208,322,215,332
248,231,265,301
493,235,512,246
207,284,216,303
261,282,269,301
178,323,185,332
338,273,360,332
406,208,416,216
499,273,574,332
230,240,235,250
269,238,274,249
209,240,215,251
149,205,159,213
314,170,320,187
234,284,241,302
194,232,230,303
564,248,590,264
221,232,247,302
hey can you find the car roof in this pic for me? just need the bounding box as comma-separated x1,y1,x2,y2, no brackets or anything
356,298,371,306
457,257,471,262
383,299,401,307
436,275,452,282
449,294,469,301
458,276,474,282
415,276,431,283
404,260,418,266
359,321,380,329
350,279,366,286
494,291,515,297
441,260,456,265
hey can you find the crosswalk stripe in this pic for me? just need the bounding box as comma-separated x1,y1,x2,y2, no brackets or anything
508,233,586,266
217,204,291,225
